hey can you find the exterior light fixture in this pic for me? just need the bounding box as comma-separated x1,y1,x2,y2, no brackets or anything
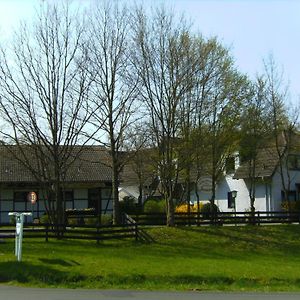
231,190,238,199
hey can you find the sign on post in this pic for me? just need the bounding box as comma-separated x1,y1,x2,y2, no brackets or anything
27,191,37,204
8,212,32,262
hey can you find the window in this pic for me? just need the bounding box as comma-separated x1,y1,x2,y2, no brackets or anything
14,191,27,202
62,191,74,202
14,191,38,202
227,192,236,209
288,155,300,170
225,157,235,174
281,190,296,202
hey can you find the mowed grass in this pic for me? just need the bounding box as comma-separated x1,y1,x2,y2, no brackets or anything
1,225,300,291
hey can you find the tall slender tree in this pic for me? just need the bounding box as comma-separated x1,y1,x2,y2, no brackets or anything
263,55,297,207
239,77,271,213
131,7,195,226
198,40,249,205
88,2,139,224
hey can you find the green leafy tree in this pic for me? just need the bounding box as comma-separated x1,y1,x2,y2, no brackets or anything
200,41,249,205
239,77,272,213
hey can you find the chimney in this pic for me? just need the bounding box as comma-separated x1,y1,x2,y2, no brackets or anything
234,151,240,170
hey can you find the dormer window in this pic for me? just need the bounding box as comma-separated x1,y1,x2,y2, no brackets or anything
288,155,300,170
225,157,235,174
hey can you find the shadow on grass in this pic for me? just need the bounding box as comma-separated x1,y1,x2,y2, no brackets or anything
91,273,300,291
172,225,300,257
1,260,300,291
0,261,85,285
136,225,300,264
38,258,80,266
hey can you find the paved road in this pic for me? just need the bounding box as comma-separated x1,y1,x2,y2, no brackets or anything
1,286,300,300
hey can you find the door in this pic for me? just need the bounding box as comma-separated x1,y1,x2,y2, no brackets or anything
88,188,101,215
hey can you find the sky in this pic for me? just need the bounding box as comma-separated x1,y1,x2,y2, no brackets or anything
0,0,299,104
168,0,300,104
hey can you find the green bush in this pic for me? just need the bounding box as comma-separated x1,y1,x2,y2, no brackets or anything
67,217,79,226
119,196,142,215
84,217,99,226
39,214,50,224
67,215,112,226
143,199,166,213
100,214,112,225
282,200,300,212
201,202,220,219
9,215,16,225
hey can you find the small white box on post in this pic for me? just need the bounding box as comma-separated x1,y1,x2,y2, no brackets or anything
8,212,32,262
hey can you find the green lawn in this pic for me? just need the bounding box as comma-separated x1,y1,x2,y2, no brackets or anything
1,225,300,291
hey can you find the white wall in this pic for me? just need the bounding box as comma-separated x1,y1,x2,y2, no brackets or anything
271,166,300,211
190,175,250,212
249,183,268,212
191,175,274,213
215,164,300,213
215,175,250,212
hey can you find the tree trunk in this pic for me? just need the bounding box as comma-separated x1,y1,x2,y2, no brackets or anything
166,196,175,227
112,158,121,225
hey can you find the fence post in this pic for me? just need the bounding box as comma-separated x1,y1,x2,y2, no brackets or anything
45,224,48,242
135,222,138,241
234,209,237,226
257,211,260,226
96,225,100,244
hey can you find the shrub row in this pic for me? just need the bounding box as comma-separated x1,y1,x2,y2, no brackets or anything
120,197,220,217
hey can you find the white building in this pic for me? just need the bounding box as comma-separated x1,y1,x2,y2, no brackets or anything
119,132,300,213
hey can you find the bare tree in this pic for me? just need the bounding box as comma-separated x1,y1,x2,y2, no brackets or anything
263,55,298,208
131,7,195,226
239,76,271,214
123,122,155,206
87,2,139,224
0,3,92,227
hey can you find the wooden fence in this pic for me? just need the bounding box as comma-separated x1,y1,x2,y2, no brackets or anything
131,211,300,226
0,215,138,242
1,211,300,243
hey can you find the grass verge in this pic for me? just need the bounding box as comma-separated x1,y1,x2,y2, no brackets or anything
1,225,300,291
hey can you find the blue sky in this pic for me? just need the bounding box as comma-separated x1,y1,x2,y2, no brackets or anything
0,0,299,103
168,0,300,104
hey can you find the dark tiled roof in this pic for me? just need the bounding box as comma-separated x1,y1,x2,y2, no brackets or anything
234,131,300,179
0,145,112,183
120,149,157,187
66,146,112,182
233,146,282,179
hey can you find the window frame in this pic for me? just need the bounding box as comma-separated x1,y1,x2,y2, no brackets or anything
288,154,300,171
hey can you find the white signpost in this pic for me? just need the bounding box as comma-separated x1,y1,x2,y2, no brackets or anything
8,212,32,262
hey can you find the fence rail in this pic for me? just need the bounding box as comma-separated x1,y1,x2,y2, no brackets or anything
131,211,300,226
1,211,299,242
0,220,138,242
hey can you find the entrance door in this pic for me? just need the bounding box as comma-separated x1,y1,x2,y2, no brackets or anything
88,188,101,215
